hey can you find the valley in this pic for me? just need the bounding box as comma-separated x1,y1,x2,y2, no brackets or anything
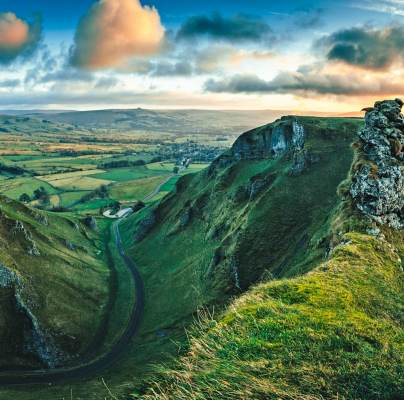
0,102,402,400
1,1,403,398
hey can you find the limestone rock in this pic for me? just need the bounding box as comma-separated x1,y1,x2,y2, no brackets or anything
350,98,404,229
0,263,20,288
133,211,157,242
82,216,98,231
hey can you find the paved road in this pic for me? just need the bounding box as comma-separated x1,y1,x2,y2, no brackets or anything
0,218,144,386
143,174,174,202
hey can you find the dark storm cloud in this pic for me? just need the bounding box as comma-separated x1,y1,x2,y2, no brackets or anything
204,68,404,96
40,68,94,84
205,74,274,93
0,13,42,65
151,60,193,76
177,13,274,43
318,24,404,69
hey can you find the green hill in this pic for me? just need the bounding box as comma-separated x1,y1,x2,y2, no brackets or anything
121,116,364,327
0,101,402,400
121,104,402,399
0,197,109,369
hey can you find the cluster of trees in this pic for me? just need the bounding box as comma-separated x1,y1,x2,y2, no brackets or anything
19,186,50,205
78,185,108,204
97,159,146,169
0,163,26,176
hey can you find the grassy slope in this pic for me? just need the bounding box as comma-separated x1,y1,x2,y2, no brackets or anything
121,117,363,333
0,197,110,367
132,116,403,399
6,115,400,400
140,223,403,399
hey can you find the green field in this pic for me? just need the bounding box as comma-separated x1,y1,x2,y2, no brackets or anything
0,177,59,199
93,166,166,182
147,162,209,174
158,175,180,192
59,190,91,207
109,175,172,202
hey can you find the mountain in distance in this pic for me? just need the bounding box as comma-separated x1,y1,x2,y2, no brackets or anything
0,108,363,135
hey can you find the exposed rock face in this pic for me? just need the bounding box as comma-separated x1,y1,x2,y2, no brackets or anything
82,216,98,231
350,99,404,229
230,118,305,161
0,263,62,367
134,211,157,242
0,263,20,288
210,117,320,178
11,220,40,256
16,294,63,368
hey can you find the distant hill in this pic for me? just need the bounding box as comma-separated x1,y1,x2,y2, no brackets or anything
0,108,364,135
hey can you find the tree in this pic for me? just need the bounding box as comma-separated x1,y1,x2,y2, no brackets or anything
33,186,50,206
33,186,48,200
173,166,180,174
19,193,31,203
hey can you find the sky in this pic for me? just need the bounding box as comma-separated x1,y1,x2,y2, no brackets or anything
0,0,403,111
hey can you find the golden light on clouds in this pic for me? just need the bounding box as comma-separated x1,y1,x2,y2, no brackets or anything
71,0,165,69
0,12,30,49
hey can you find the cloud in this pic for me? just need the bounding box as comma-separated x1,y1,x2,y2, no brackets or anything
151,61,193,76
204,65,404,97
205,74,274,93
0,78,20,88
293,7,324,29
317,24,404,69
194,45,274,73
0,12,42,64
177,13,274,43
70,0,165,70
354,0,404,16
41,68,94,84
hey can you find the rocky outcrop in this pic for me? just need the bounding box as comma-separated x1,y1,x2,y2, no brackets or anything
289,150,320,176
0,263,20,288
82,216,98,231
0,263,62,367
350,99,404,229
11,220,40,256
230,118,305,161
211,117,318,178
16,293,63,368
233,172,277,202
134,211,157,242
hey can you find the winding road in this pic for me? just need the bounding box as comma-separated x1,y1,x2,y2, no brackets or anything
0,218,144,386
142,174,174,202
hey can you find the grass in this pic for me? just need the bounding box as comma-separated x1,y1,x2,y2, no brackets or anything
158,175,180,192
147,162,209,174
39,169,107,182
92,166,165,182
5,115,398,400
73,198,116,211
109,175,172,202
59,190,91,207
139,229,403,399
43,176,113,190
0,197,111,369
0,177,59,199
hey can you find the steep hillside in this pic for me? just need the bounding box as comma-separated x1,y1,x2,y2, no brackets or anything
121,116,363,329
0,198,109,369
127,103,403,399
